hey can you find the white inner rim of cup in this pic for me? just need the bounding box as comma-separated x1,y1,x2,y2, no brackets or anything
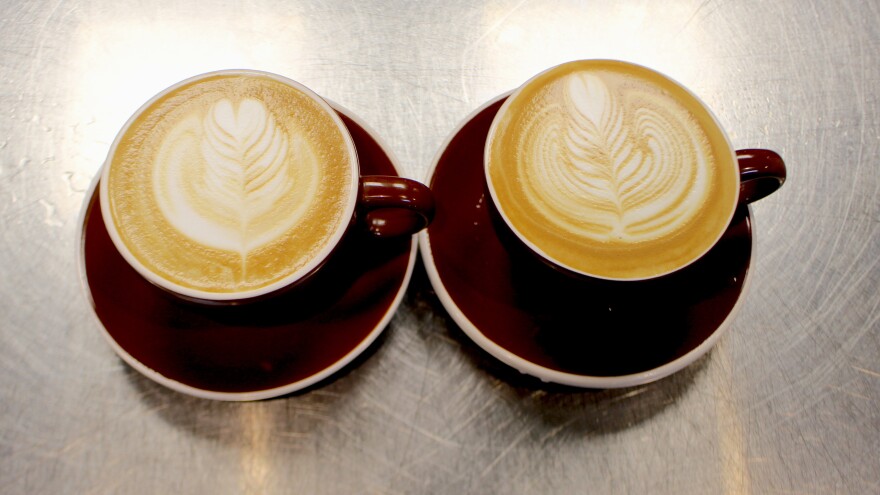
483,60,740,282
99,69,360,302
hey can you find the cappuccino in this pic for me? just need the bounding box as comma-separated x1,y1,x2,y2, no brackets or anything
486,60,738,280
101,72,356,296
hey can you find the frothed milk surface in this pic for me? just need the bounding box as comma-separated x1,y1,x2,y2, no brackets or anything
103,74,354,294
487,61,738,279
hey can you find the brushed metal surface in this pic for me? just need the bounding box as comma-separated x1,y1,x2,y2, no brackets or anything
1,1,878,493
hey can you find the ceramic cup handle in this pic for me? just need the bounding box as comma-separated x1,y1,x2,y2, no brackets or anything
736,149,787,204
359,176,436,237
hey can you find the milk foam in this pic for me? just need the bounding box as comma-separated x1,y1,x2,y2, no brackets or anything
104,73,354,294
154,97,318,254
487,61,737,279
520,72,712,243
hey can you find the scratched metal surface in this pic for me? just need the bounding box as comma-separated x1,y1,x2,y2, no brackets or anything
1,0,878,493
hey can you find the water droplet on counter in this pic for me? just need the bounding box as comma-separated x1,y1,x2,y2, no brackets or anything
63,171,92,194
1,158,30,180
39,199,64,228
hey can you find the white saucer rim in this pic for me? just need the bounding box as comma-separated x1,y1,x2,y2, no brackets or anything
418,93,755,389
77,101,418,401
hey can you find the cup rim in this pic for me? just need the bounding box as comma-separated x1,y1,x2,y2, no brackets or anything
483,59,740,282
99,69,360,302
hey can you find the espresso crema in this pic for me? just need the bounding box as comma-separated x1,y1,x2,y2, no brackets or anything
486,60,738,279
102,73,355,294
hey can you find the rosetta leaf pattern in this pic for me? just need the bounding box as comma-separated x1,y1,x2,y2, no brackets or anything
537,73,699,241
562,74,638,220
200,98,290,250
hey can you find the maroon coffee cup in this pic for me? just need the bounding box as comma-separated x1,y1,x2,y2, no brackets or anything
484,60,786,282
100,70,434,304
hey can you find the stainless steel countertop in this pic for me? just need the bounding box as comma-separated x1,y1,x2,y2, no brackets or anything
2,1,878,493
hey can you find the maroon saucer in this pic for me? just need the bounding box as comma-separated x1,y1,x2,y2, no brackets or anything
419,95,753,388
79,107,416,400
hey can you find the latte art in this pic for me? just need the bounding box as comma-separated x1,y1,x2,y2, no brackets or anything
526,73,711,243
487,61,738,279
102,73,355,295
155,97,315,254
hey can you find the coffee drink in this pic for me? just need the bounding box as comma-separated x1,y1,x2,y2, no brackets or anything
101,72,356,295
486,60,739,280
